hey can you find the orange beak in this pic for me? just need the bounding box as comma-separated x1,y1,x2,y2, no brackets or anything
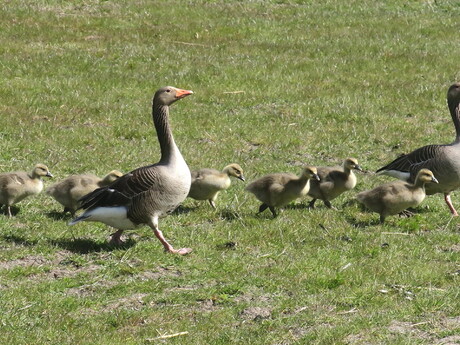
175,88,194,99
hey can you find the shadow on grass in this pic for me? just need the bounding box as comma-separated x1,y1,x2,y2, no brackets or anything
49,237,136,254
0,234,38,246
344,214,382,228
173,205,198,215
45,210,73,221
284,202,310,211
0,206,20,217
219,209,242,221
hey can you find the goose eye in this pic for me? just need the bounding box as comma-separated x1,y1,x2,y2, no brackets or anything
166,89,171,93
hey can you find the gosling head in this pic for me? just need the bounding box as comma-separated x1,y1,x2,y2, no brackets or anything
154,86,193,106
416,169,439,185
32,164,53,179
302,166,320,181
223,163,245,181
102,170,123,184
344,158,363,172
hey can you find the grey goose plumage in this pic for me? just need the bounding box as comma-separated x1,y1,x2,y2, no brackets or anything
188,163,245,209
70,86,193,255
0,164,53,217
376,83,460,216
357,168,438,223
46,170,123,215
245,166,320,217
307,157,362,209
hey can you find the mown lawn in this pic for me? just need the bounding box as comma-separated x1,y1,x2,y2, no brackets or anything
1,1,459,344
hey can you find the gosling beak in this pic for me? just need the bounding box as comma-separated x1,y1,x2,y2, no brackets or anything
238,175,246,182
175,88,193,99
312,173,320,181
46,172,53,178
431,176,439,184
355,164,363,172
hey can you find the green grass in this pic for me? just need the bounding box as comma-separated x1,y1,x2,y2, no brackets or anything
1,0,460,344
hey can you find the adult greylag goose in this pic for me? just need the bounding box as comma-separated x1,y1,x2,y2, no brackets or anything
0,164,53,217
376,82,460,216
308,157,362,209
245,166,320,217
188,163,245,209
357,168,438,223
46,170,123,215
70,86,193,255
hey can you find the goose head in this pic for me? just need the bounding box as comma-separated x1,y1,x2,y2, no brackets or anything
102,170,123,184
415,169,439,185
302,166,320,181
31,164,53,179
154,86,193,106
223,163,245,181
344,158,363,172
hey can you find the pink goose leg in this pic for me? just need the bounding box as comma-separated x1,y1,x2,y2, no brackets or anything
148,218,192,255
444,193,459,216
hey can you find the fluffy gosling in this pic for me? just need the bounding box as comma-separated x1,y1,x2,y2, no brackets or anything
308,157,362,209
245,166,320,217
0,164,53,217
188,163,245,209
46,170,123,215
356,168,438,223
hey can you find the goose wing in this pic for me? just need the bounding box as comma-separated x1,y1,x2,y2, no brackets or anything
377,144,445,174
78,165,159,210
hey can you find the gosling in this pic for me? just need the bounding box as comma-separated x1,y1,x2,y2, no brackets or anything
46,170,123,215
245,166,320,217
356,168,438,223
308,158,362,209
0,164,53,217
188,163,245,209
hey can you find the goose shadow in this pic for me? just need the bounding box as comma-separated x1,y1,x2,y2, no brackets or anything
49,237,136,254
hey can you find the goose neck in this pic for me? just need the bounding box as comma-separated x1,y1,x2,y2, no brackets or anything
153,103,178,163
448,100,460,141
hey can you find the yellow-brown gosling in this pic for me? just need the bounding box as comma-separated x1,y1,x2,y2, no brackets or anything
245,166,320,217
46,170,123,215
308,158,362,209
0,164,53,217
356,168,438,223
188,163,245,209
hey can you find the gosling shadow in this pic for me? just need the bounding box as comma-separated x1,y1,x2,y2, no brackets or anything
218,209,242,221
172,205,198,215
0,206,20,217
45,210,73,221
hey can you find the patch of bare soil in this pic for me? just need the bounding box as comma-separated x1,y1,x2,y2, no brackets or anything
0,255,48,270
0,251,102,280
136,266,182,281
101,293,150,312
439,335,460,344
66,280,117,297
388,320,432,340
240,306,272,321
344,333,372,345
437,335,460,345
